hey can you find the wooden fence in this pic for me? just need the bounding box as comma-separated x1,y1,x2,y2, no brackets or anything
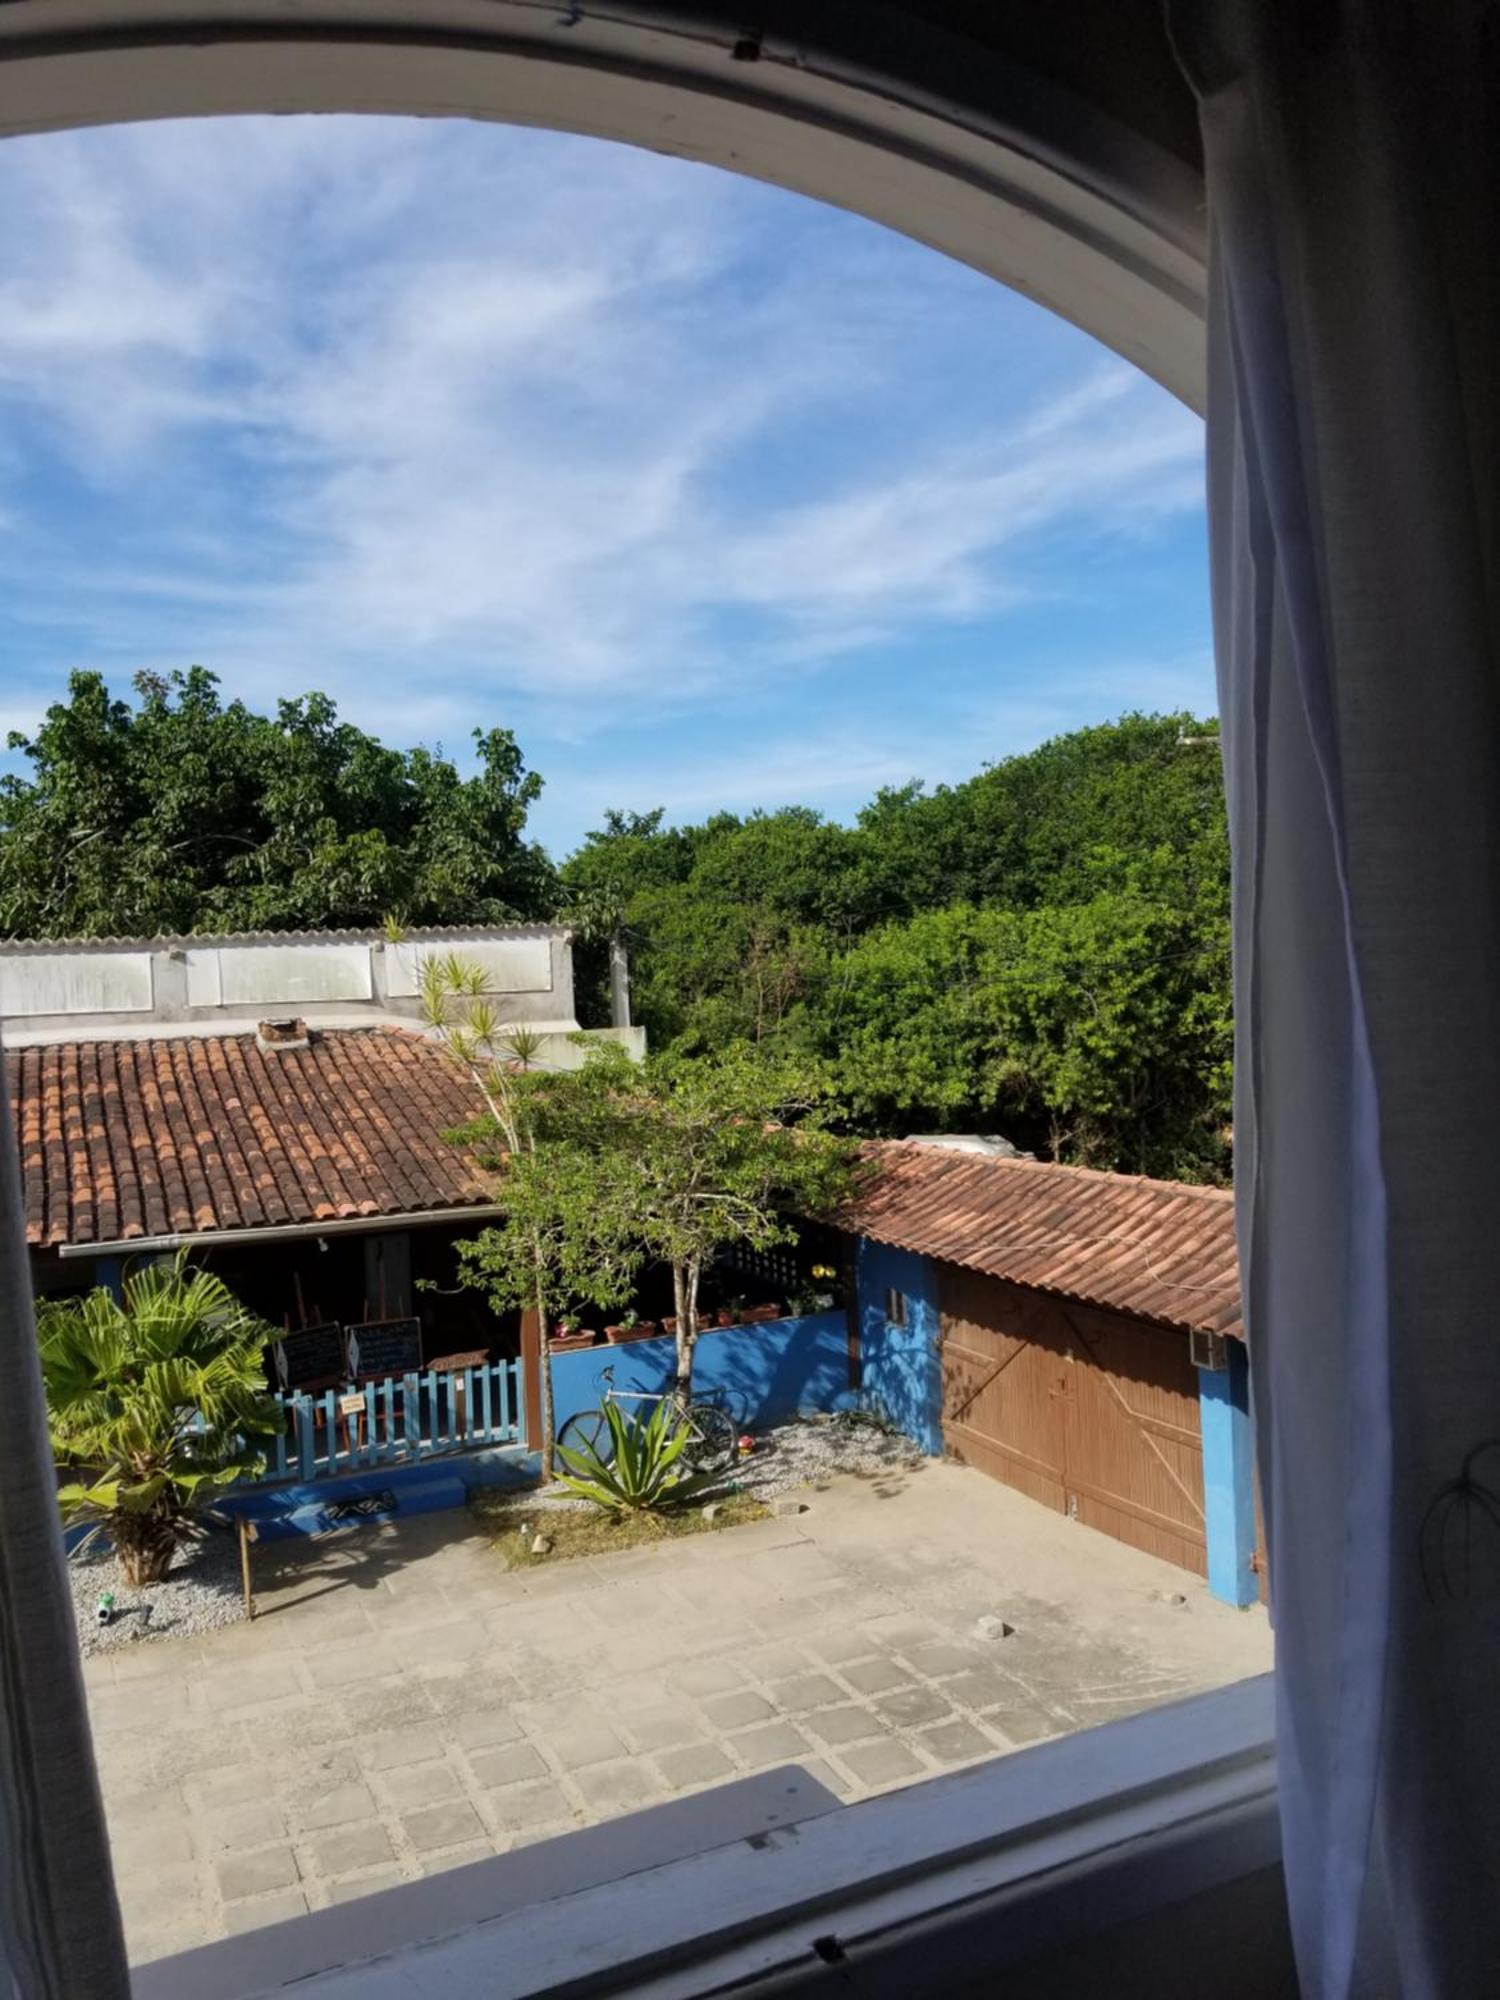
259,1358,524,1484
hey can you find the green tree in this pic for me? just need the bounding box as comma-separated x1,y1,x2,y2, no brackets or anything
0,667,556,937
525,1043,862,1401
824,905,1008,1133
420,957,589,1481
562,805,865,1042
39,1254,282,1585
559,712,1231,1182
628,1047,862,1398
823,887,1231,1180
448,1039,862,1408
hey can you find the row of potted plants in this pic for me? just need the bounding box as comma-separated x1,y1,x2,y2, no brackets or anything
549,1301,787,1352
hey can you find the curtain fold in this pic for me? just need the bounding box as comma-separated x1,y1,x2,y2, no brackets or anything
0,1062,129,1997
1175,3,1500,1993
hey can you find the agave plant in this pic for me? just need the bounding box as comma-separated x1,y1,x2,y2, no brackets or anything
38,1253,282,1585
554,1400,715,1515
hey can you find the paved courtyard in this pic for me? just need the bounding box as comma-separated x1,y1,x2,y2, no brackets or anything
82,1457,1272,1966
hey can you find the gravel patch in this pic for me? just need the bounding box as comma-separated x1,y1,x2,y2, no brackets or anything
503,1489,593,1515
508,1414,924,1516
68,1530,245,1656
723,1413,925,1500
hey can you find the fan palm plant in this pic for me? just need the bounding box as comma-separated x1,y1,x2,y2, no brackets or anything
38,1253,282,1585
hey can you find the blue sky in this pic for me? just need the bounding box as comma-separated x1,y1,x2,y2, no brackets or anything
0,116,1211,859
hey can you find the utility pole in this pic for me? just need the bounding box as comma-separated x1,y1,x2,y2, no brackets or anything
608,934,632,1031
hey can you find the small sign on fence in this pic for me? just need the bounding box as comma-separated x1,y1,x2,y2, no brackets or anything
348,1317,422,1379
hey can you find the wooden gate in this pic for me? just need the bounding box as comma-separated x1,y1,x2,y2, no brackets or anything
939,1265,1207,1576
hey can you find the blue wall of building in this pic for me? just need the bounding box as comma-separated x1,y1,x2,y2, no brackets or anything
854,1238,943,1456
1198,1337,1259,1607
548,1310,854,1436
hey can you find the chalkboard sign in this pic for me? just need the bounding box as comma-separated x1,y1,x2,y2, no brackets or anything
274,1323,347,1390
347,1317,423,1380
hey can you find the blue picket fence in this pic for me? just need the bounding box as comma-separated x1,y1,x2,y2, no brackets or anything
258,1358,524,1484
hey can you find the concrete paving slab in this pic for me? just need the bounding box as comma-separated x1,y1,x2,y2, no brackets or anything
401,1801,486,1853
728,1720,815,1770
467,1743,548,1790
359,1728,448,1772
376,1760,464,1810
305,1824,397,1879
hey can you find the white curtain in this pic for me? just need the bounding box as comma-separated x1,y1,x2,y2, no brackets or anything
1174,4,1500,1994
0,1074,129,1997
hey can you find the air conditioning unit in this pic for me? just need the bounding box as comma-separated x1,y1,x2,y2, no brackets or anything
1190,1329,1229,1373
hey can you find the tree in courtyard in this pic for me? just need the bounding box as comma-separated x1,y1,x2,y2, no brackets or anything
421,956,642,1478
509,1043,864,1405
39,1253,282,1586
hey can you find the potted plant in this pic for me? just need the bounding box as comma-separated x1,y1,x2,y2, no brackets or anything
744,1300,783,1323
604,1308,658,1345
550,1313,595,1353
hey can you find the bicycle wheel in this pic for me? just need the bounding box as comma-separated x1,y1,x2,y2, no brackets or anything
682,1403,737,1475
556,1408,613,1466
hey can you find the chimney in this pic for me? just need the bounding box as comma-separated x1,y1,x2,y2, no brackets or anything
257,1017,310,1052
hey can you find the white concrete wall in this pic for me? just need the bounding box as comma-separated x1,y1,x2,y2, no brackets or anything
0,928,582,1042
385,936,553,1000
0,950,153,1019
185,942,374,1008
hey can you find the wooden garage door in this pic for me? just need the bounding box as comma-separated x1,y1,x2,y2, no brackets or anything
940,1267,1207,1576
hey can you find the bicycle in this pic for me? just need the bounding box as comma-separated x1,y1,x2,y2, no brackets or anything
557,1365,738,1475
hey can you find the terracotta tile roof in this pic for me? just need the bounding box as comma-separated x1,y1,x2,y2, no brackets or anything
9,1028,495,1248
843,1142,1242,1339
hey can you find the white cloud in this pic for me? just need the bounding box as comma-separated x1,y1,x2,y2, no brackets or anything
0,115,1207,775
714,383,1201,634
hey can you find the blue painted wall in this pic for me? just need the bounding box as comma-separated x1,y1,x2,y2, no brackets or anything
1199,1338,1258,1607
854,1238,943,1455
549,1310,853,1435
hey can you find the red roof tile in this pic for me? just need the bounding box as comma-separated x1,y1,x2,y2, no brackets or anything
843,1142,1242,1339
9,1029,494,1248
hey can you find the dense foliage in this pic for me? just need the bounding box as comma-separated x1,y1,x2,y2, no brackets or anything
0,667,555,935
563,714,1231,1182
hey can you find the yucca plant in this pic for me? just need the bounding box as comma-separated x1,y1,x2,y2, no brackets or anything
39,1253,283,1585
554,1400,716,1515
